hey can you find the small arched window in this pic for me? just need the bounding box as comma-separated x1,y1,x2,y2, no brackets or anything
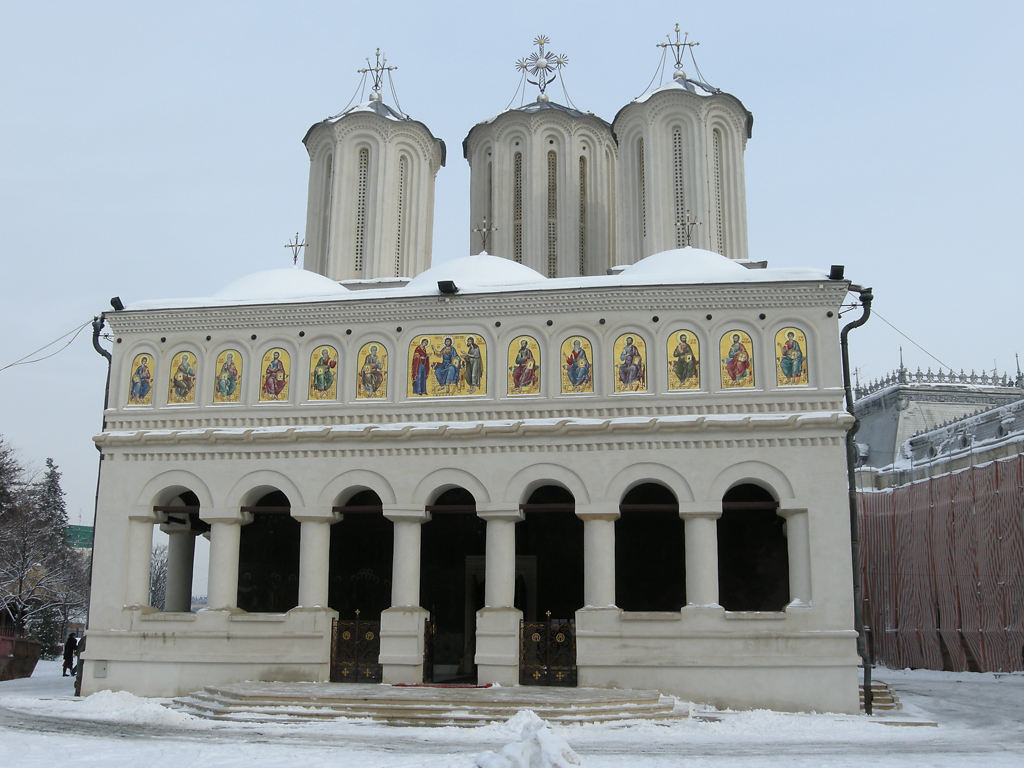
717,484,789,611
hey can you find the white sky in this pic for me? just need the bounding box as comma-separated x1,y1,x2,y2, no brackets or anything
2,1,1022,527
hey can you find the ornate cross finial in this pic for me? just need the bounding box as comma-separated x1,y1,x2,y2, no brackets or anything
676,210,700,247
516,35,568,102
472,216,498,251
284,232,307,266
358,48,397,102
657,23,699,80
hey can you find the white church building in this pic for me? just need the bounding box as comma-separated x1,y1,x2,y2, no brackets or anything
83,33,861,713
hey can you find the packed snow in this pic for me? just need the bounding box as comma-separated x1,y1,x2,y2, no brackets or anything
2,661,1023,766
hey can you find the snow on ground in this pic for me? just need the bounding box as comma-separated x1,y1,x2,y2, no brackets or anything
2,661,1023,767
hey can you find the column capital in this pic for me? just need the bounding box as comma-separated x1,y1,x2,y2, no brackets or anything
575,503,619,521
200,508,253,525
291,507,342,524
476,503,524,522
777,507,809,519
679,503,722,520
159,520,195,535
383,505,429,523
129,506,163,523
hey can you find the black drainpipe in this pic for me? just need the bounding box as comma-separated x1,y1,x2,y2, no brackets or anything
840,285,873,714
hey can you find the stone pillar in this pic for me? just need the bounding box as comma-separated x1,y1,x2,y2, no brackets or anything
475,504,524,686
125,507,160,608
161,521,196,613
779,508,812,606
293,507,341,609
379,506,429,684
201,507,252,611
680,506,722,608
577,504,618,608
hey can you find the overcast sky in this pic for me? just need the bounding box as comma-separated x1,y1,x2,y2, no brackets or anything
2,1,1022,527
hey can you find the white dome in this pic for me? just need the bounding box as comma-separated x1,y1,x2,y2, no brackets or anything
213,268,349,302
620,247,750,282
406,252,546,292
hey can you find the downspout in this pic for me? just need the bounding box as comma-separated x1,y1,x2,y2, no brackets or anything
84,315,113,661
840,286,873,713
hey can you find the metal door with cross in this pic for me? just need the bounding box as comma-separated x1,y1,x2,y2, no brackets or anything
330,612,382,683
520,613,577,686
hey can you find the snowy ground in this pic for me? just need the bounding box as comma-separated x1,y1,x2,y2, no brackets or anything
1,661,1022,767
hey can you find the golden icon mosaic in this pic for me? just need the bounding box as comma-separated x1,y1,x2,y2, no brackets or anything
667,330,700,390
167,351,197,404
309,345,338,400
408,334,486,397
128,353,154,405
356,341,388,399
775,327,808,386
561,336,594,394
613,333,647,393
720,330,754,389
259,348,290,401
507,336,541,395
214,349,242,404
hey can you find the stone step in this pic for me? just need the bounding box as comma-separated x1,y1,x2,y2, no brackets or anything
170,683,686,726
860,681,900,711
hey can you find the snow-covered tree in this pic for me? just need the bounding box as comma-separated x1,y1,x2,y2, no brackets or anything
150,544,168,610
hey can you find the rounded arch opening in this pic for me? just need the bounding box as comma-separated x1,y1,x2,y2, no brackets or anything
517,484,582,621
237,490,299,613
329,489,392,619
616,483,683,611
717,483,789,611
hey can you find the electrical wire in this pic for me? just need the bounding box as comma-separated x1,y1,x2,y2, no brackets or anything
0,319,94,373
871,309,954,371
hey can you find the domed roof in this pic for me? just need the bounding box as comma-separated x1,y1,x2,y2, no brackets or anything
620,247,751,282
213,268,349,303
406,252,546,294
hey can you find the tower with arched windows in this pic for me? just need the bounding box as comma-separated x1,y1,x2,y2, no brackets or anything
302,54,445,282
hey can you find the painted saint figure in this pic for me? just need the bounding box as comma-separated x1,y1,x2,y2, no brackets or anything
432,337,462,394
411,339,430,395
262,351,287,400
311,347,336,397
779,331,804,381
565,339,591,391
724,333,751,383
129,355,152,404
464,337,483,393
511,339,537,391
216,352,239,399
360,345,384,396
170,353,195,402
672,333,699,386
618,337,644,390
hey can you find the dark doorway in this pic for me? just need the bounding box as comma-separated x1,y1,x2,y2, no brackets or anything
420,488,484,683
237,491,299,613
329,490,392,619
717,484,789,611
616,483,684,611
516,485,583,620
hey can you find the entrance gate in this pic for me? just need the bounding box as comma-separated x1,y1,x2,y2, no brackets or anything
520,613,577,686
330,613,382,683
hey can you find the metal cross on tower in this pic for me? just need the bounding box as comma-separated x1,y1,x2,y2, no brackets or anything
676,211,700,247
284,232,307,266
472,216,498,252
516,35,568,102
658,23,699,78
358,48,397,101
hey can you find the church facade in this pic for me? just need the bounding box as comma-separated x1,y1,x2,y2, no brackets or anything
83,35,861,713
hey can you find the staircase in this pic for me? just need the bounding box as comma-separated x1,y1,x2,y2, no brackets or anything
170,682,686,726
860,680,900,712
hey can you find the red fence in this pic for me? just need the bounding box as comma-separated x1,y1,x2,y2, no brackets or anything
0,633,42,681
859,454,1024,671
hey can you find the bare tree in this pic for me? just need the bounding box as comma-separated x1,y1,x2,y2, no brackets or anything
149,544,168,610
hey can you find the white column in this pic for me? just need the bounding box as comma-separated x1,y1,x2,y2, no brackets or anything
779,508,812,605
578,504,618,608
162,524,196,612
380,506,430,684
475,505,524,686
681,507,722,607
294,508,340,609
125,507,160,608
482,513,519,608
201,508,251,611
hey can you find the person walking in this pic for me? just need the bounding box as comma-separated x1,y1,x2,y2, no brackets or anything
62,633,78,676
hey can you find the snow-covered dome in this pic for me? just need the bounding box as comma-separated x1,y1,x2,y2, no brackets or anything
213,268,349,303
405,252,546,293
620,247,751,282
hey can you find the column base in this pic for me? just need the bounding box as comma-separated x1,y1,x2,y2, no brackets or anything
380,606,428,684
475,607,522,686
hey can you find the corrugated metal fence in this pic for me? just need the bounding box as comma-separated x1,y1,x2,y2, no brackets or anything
859,454,1024,671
